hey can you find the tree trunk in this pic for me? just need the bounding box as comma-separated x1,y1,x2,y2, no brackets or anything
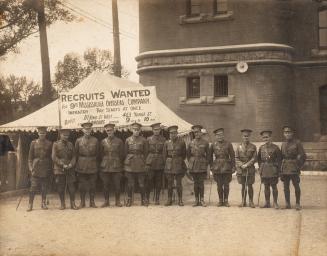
112,0,121,77
37,0,52,104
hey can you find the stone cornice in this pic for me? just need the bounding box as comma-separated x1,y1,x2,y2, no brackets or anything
136,43,296,73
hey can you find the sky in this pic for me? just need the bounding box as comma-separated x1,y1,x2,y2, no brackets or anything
0,0,139,83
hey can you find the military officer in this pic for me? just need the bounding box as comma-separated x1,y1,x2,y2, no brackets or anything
52,129,78,210
210,128,235,207
146,123,166,205
163,125,187,206
75,122,99,208
235,129,257,208
99,123,124,207
280,126,306,210
187,125,210,207
124,122,149,207
27,126,52,212
258,130,282,209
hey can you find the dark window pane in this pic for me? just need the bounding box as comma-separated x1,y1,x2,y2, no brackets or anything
187,0,200,16
187,76,200,98
319,9,327,27
214,0,228,14
319,28,327,47
214,75,228,97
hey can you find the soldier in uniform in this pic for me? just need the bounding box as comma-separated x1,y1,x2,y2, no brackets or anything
235,129,257,208
99,123,124,207
146,123,166,205
27,126,52,211
210,128,235,207
163,125,187,206
280,126,306,210
124,122,149,207
75,122,99,208
52,129,78,210
258,130,282,209
187,125,210,207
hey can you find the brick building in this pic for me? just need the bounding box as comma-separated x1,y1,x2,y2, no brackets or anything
136,0,327,142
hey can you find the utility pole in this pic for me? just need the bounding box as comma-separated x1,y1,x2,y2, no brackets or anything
112,0,122,77
36,0,52,104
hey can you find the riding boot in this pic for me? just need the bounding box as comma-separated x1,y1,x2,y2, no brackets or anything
155,188,160,205
284,188,291,209
69,193,78,210
27,192,34,212
193,187,199,207
272,187,279,209
165,189,173,206
239,185,247,207
199,185,206,207
141,187,148,206
90,192,97,208
59,192,66,210
223,185,230,207
79,192,86,208
262,186,271,208
114,192,122,207
295,184,301,210
178,189,184,206
248,185,255,208
217,186,224,207
41,192,48,210
101,191,110,208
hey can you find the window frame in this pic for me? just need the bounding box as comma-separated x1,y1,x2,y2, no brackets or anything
214,75,229,97
186,0,201,17
186,76,201,98
213,0,228,15
318,7,327,50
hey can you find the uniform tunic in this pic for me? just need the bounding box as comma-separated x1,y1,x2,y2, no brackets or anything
124,136,148,173
235,142,257,176
75,136,99,174
146,135,166,171
281,139,306,175
187,138,210,173
163,138,187,175
100,136,124,173
258,143,282,179
52,140,76,182
210,140,235,174
28,139,52,178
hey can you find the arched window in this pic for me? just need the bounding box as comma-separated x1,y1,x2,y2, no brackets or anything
318,8,327,49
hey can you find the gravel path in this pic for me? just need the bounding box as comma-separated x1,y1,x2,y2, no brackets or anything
1,175,326,256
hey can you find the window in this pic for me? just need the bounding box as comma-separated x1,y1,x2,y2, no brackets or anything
214,75,228,97
186,0,201,16
319,9,327,49
187,76,200,98
213,0,228,14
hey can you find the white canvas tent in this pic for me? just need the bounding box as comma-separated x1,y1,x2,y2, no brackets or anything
0,72,193,134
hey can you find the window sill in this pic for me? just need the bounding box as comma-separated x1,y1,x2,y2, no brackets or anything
311,49,327,58
179,95,235,105
179,11,233,25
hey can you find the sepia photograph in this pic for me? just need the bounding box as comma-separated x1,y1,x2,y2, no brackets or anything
0,0,327,255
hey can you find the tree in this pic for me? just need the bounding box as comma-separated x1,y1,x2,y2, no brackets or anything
54,48,129,92
0,0,74,56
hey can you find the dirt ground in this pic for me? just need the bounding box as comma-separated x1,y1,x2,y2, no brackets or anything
0,174,326,256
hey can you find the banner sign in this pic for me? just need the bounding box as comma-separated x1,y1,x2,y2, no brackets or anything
59,86,158,128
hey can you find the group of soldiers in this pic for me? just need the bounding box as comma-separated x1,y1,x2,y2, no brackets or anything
26,122,306,212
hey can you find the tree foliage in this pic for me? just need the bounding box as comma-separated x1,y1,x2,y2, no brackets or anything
0,0,74,56
54,48,129,92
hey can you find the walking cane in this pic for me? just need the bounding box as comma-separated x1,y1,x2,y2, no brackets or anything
123,176,127,206
257,180,262,207
16,193,24,211
242,168,249,207
208,170,213,205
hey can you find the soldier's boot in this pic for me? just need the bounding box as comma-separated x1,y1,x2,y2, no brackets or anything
79,192,86,209
239,186,247,207
248,185,255,208
115,192,122,207
295,185,301,211
165,189,173,206
155,189,160,205
177,189,184,206
126,189,132,207
26,192,34,212
217,187,224,207
69,194,78,210
101,191,110,208
193,187,199,207
140,188,148,207
90,193,97,208
41,193,48,210
223,186,230,207
59,193,66,210
284,189,291,209
272,187,279,209
199,185,206,207
261,185,271,208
